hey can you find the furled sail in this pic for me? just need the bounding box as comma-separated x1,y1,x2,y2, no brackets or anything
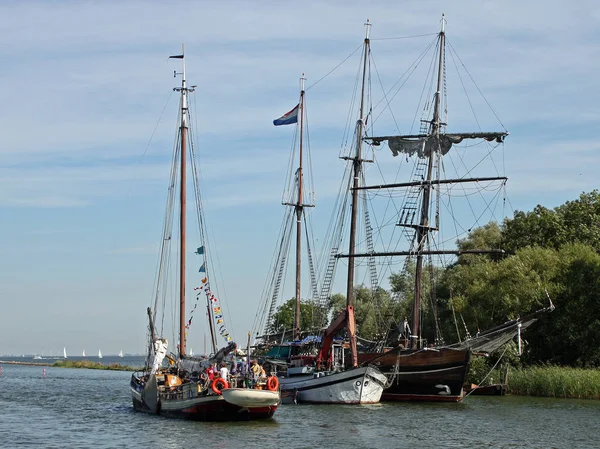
367,132,508,159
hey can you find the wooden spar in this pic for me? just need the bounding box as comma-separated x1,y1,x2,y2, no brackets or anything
413,15,445,349
336,249,505,258
294,75,306,340
345,19,371,367
354,176,508,191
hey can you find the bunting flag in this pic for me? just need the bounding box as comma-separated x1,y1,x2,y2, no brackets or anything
187,276,235,345
195,246,204,255
199,262,206,273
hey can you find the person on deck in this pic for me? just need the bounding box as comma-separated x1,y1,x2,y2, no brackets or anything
150,338,168,374
205,363,215,381
250,359,266,384
220,362,230,382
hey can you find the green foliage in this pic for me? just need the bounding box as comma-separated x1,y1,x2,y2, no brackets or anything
456,221,504,264
509,365,600,399
522,244,600,367
267,297,328,335
328,286,396,341
52,360,140,371
502,190,600,253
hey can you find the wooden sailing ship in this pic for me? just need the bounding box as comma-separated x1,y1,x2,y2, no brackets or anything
258,71,387,404
130,47,280,420
344,16,552,402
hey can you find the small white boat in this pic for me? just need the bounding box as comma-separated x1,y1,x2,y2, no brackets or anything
63,347,68,359
221,388,280,408
119,350,123,358
82,350,86,357
279,365,387,404
98,350,103,359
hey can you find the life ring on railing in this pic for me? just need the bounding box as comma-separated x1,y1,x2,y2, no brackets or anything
212,378,229,395
267,376,279,391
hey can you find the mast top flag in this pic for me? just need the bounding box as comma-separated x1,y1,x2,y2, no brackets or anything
273,104,299,126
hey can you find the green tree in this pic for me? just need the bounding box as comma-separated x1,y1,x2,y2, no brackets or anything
267,298,327,336
328,286,396,341
502,190,600,253
522,244,600,367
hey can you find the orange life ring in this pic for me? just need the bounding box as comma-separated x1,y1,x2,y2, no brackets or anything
212,378,229,395
267,376,279,391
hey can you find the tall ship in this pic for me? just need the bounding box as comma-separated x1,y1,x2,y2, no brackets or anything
130,47,280,420
255,67,386,404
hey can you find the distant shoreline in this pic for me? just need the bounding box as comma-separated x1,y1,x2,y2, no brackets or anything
0,360,52,366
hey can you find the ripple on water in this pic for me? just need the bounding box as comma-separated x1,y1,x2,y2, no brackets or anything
1,365,599,449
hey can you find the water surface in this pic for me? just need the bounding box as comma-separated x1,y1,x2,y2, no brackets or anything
0,361,598,448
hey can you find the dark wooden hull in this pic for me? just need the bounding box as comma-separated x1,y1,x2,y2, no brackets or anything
358,347,470,402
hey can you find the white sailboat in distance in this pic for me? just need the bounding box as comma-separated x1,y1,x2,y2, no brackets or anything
82,350,86,357
119,350,124,358
63,347,67,359
98,349,103,359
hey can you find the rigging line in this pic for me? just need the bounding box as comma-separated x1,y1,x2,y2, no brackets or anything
305,43,363,91
254,203,294,335
464,342,511,399
447,44,483,135
127,90,175,197
414,38,440,135
339,51,364,157
370,36,438,128
371,32,438,41
447,39,508,132
443,143,504,227
303,103,316,203
155,123,181,335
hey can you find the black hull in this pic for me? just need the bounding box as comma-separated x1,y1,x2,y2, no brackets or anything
131,396,276,421
358,347,470,402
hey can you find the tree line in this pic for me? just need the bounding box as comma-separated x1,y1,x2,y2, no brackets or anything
268,190,600,368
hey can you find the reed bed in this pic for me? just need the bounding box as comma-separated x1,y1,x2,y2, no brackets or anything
509,365,600,399
53,360,140,371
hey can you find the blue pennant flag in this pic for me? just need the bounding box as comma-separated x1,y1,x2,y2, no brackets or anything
195,246,204,255
273,104,299,126
199,262,206,273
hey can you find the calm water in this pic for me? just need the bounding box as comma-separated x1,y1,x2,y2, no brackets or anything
0,359,598,449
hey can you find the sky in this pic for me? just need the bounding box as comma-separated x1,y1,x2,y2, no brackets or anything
1,0,599,356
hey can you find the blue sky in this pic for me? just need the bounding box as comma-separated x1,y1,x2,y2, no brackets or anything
1,0,599,356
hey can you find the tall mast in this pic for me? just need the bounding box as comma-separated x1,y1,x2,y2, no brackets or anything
346,19,371,367
412,14,445,348
294,74,306,341
171,44,194,358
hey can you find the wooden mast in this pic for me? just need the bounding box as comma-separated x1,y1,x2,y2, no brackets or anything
294,74,306,341
412,14,445,349
172,44,191,358
346,19,371,367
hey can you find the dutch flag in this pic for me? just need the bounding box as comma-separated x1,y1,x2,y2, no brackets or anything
273,104,299,126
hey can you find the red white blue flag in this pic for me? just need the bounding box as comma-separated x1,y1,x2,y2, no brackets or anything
273,104,299,126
